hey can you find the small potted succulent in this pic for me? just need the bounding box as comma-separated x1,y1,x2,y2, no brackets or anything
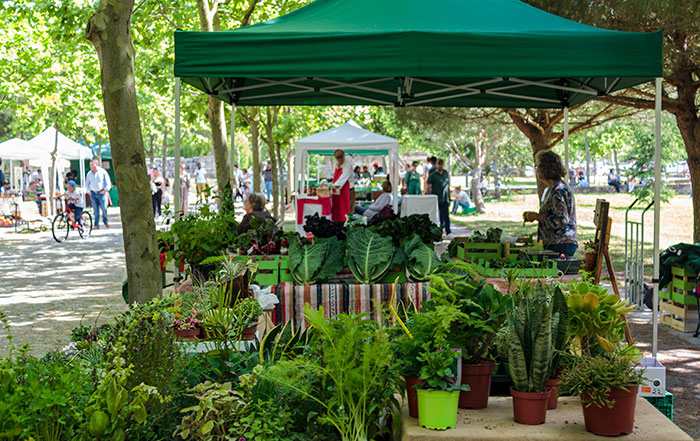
508,288,553,425
582,240,598,272
415,343,468,430
232,297,263,340
173,309,202,341
560,349,644,436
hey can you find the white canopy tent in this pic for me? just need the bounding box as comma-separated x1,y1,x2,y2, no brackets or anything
294,120,400,213
29,127,94,211
0,138,54,197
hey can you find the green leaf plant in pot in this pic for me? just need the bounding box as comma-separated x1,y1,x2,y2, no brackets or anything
391,301,465,419
508,285,554,425
415,342,469,430
426,263,510,409
545,285,569,410
561,280,642,436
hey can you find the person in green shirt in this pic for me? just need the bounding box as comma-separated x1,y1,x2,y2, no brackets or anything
425,159,452,237
404,161,422,195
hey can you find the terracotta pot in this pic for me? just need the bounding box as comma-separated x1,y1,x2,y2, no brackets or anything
511,387,551,425
583,252,597,272
242,325,257,340
405,376,425,418
582,385,639,436
459,359,495,409
174,327,201,341
545,378,561,410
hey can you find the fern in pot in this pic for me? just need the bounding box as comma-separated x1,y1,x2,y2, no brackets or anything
508,287,553,425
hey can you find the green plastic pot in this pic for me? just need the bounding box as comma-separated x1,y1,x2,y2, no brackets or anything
417,389,460,430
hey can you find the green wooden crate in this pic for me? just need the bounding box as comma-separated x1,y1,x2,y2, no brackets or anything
472,259,559,278
456,242,503,261
668,265,699,305
671,265,696,278
379,265,407,284
279,255,294,283
644,392,673,421
232,255,280,287
503,240,544,261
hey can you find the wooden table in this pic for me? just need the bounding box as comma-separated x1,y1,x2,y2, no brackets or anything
401,396,691,441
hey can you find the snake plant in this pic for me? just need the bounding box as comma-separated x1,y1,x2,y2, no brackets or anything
508,286,552,393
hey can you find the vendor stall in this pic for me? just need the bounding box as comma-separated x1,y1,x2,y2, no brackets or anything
293,120,400,231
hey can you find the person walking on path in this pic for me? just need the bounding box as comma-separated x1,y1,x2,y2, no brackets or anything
262,163,273,202
86,159,111,229
426,158,452,238
405,161,422,195
194,162,207,196
179,163,191,215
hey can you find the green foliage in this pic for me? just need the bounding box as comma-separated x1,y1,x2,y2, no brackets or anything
560,348,645,409
565,281,633,356
508,286,552,393
289,235,345,285
176,380,249,440
346,227,396,284
370,214,442,247
549,286,570,378
416,343,467,392
426,270,510,364
403,233,445,281
168,209,239,266
230,399,296,441
258,321,313,364
233,297,263,328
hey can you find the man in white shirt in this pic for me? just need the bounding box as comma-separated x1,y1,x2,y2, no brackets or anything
331,149,353,222
451,185,472,214
85,159,112,229
194,162,207,196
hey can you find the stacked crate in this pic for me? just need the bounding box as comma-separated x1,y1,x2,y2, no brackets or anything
471,258,559,278
644,392,674,421
454,237,503,261
659,265,699,333
503,239,544,261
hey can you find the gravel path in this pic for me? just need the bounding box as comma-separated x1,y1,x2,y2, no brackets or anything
0,207,127,356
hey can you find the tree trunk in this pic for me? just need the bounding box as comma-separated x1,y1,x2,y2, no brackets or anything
493,158,501,199
250,108,262,193
613,149,619,176
471,165,486,213
161,123,168,178
674,79,700,242
197,0,231,203
262,108,281,218
86,0,161,303
275,141,286,218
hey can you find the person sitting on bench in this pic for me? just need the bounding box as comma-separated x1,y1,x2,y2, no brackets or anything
451,185,472,214
354,180,393,220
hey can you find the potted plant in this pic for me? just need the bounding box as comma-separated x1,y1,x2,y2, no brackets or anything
415,343,468,430
232,297,263,340
427,268,510,409
545,286,569,410
214,256,257,305
560,349,644,436
508,287,553,425
173,309,201,341
582,241,598,272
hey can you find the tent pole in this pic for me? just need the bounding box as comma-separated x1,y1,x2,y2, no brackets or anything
652,77,662,358
230,104,236,184
9,160,14,190
564,107,570,176
173,77,182,293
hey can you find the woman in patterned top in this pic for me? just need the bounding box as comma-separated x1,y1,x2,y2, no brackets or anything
522,150,578,257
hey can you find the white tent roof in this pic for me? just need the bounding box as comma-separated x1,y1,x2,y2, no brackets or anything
295,120,399,150
29,127,93,160
0,138,51,161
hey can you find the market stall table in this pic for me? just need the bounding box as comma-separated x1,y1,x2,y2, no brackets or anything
400,195,439,225
401,396,691,441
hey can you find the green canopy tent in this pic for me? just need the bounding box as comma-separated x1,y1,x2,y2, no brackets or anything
173,0,664,355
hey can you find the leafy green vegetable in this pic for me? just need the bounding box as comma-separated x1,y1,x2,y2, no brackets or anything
289,236,345,285
346,227,395,284
370,214,442,246
403,234,443,281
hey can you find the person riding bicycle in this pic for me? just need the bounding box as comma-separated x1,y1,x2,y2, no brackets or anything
61,180,84,227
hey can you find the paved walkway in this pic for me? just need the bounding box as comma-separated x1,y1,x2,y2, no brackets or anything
0,207,127,356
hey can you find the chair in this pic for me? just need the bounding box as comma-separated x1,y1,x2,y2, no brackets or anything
12,200,47,232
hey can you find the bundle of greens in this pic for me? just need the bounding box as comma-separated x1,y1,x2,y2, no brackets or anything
289,236,345,285
403,234,447,281
346,227,396,284
304,213,346,240
469,227,503,243
234,217,290,255
167,210,239,265
370,214,442,246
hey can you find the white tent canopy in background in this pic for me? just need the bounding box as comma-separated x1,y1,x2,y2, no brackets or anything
294,120,400,212
0,138,54,197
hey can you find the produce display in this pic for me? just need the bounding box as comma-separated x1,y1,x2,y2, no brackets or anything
346,227,397,284
288,236,345,285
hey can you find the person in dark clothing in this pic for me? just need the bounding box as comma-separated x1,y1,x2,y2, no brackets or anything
237,192,274,234
426,158,452,237
608,168,622,193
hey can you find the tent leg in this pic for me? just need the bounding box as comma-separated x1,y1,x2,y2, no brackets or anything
564,107,570,175
652,77,662,358
230,104,236,183
173,78,182,293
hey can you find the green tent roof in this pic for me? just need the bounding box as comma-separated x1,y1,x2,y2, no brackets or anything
174,0,662,108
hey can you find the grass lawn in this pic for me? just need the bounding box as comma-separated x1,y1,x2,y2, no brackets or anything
452,192,694,282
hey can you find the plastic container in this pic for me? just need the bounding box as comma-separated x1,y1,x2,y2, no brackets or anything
417,389,460,430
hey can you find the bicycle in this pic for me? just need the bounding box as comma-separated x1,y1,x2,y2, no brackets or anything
52,196,93,243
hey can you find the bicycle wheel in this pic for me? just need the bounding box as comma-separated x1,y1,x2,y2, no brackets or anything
79,212,93,238
52,214,69,243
